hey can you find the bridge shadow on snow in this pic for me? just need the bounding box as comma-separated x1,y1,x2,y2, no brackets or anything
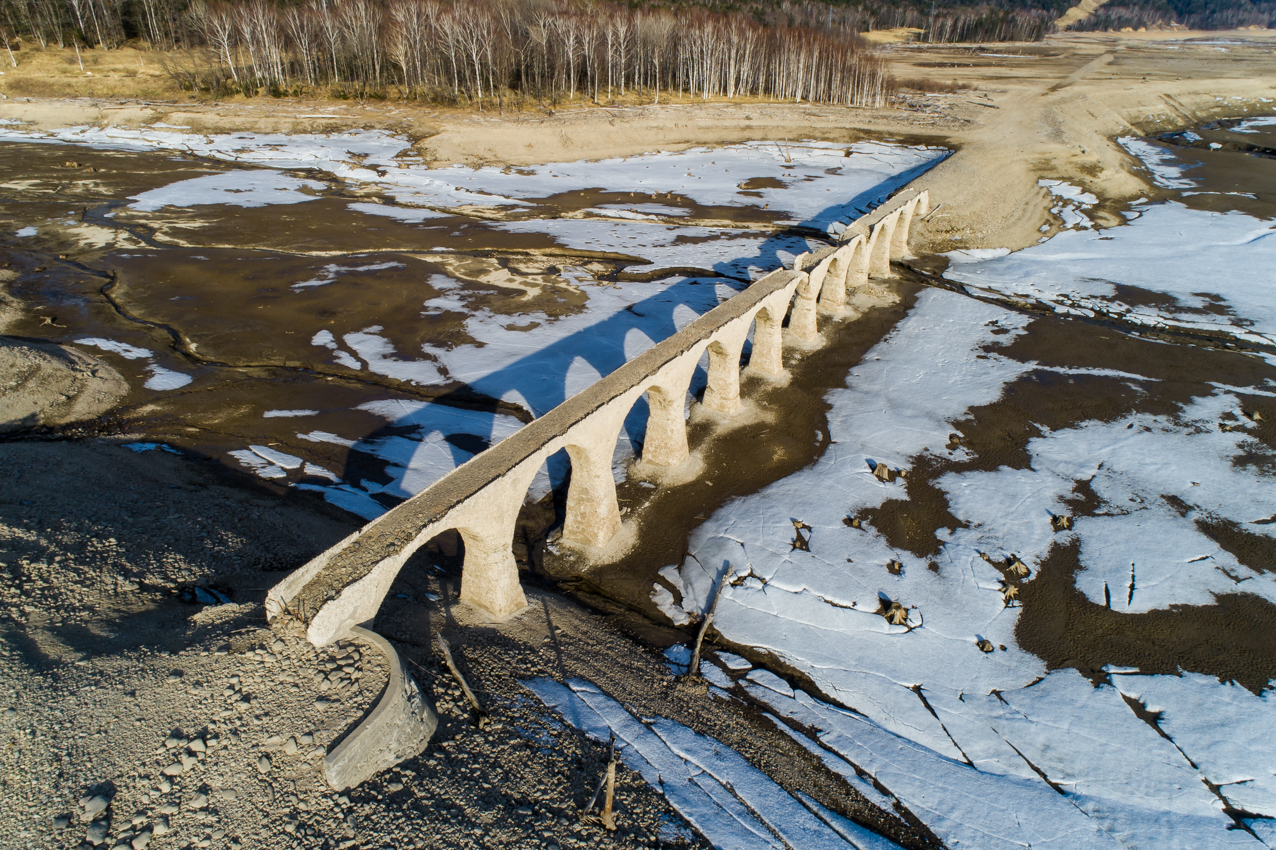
304,164,941,523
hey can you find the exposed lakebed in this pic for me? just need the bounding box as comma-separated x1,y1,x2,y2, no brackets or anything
4,119,1276,850
0,128,943,519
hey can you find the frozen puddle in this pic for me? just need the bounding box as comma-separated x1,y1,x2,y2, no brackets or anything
652,288,1275,848
76,337,193,391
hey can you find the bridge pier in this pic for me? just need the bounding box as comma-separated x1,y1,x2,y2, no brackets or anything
702,322,751,414
891,195,924,259
817,252,849,314
562,408,628,548
843,234,869,292
786,271,819,344
868,209,901,278
747,303,785,376
641,357,700,467
457,462,541,617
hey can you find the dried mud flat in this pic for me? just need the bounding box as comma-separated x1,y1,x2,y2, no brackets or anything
1,27,1276,850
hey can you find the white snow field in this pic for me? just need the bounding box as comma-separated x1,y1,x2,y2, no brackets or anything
648,288,1275,848
944,139,1276,347
128,170,326,211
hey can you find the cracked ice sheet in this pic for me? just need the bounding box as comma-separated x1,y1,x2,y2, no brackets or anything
944,201,1276,345
940,390,1276,614
523,678,899,850
978,671,1255,848
1113,672,1276,817
750,683,1125,850
945,135,1276,346
758,675,1258,849
667,289,1044,754
660,289,1273,848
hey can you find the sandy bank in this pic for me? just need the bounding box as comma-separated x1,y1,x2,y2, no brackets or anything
0,338,128,432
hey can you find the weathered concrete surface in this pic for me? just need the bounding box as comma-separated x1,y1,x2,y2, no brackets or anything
323,626,438,791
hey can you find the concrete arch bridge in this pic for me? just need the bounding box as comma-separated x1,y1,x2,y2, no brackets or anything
265,187,930,789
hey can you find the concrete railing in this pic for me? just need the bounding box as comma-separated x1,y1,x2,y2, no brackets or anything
267,185,928,787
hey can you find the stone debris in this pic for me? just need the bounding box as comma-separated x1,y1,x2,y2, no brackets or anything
86,819,109,845
80,793,110,822
977,639,995,653
790,520,813,551
883,601,910,626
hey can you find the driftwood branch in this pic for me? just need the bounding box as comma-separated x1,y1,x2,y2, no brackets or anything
584,735,619,831
686,564,733,679
436,633,488,728
601,756,617,831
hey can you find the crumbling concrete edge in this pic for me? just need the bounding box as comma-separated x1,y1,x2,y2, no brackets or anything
323,625,438,791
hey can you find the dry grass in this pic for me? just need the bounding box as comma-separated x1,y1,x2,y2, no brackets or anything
894,76,975,94
0,44,180,100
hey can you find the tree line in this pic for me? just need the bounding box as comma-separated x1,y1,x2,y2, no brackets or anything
1,0,896,107
1066,0,1276,30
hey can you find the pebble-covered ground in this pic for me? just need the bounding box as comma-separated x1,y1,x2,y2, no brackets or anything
0,440,921,850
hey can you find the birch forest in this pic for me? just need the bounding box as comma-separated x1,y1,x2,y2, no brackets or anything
1,0,898,107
